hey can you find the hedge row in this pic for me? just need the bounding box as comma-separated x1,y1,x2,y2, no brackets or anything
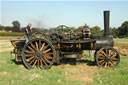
0,32,24,36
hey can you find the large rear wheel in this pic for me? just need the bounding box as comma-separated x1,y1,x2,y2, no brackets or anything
22,38,56,69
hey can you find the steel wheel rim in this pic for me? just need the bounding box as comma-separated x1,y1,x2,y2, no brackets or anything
22,38,55,69
96,46,120,68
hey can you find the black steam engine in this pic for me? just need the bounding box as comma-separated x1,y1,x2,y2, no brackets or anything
11,11,120,69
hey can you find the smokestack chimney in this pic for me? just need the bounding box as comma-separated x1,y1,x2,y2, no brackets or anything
104,11,110,36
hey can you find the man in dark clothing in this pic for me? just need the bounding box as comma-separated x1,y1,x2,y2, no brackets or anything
25,24,32,43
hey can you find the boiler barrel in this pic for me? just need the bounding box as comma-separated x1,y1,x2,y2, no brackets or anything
93,36,114,50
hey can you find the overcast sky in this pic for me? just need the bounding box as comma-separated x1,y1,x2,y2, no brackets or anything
1,0,128,29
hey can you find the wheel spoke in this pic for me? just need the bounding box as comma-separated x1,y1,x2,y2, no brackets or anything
41,58,48,66
110,60,117,65
40,43,45,51
99,60,104,63
98,56,105,59
39,40,41,49
37,60,40,68
28,46,35,52
43,49,51,53
25,50,34,54
111,54,117,58
108,50,111,57
99,53,106,58
43,44,49,51
29,58,35,65
101,61,106,66
26,56,34,62
47,53,53,55
40,59,43,68
111,57,118,60
100,51,107,57
30,43,37,51
109,61,113,67
105,62,108,67
35,42,39,50
25,54,34,57
107,62,111,67
33,59,37,67
44,55,53,59
43,57,51,64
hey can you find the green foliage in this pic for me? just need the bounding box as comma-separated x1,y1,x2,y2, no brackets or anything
12,21,21,32
110,27,119,38
90,26,103,35
119,21,128,37
0,32,24,36
110,21,128,38
0,20,128,37
12,21,20,28
0,25,5,30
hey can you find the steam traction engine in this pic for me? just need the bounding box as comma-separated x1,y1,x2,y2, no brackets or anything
11,11,120,69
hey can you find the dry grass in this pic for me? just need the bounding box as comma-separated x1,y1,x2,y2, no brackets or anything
114,43,128,56
58,59,98,85
0,36,24,40
0,40,13,52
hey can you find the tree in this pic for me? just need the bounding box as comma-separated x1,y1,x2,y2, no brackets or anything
110,27,119,38
0,25,4,30
119,21,128,37
12,21,20,28
90,26,103,35
12,21,20,32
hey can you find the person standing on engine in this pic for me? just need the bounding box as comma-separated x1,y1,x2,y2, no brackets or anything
25,24,32,43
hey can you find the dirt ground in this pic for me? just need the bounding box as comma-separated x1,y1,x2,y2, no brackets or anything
0,40,13,52
59,62,98,84
0,36,128,84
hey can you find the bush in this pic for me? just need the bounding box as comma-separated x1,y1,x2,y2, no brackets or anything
0,32,24,36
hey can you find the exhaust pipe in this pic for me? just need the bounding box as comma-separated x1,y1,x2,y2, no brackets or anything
104,11,110,36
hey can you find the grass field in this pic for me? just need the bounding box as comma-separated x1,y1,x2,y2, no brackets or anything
0,32,24,36
114,38,128,43
0,37,128,85
93,55,128,85
0,52,83,85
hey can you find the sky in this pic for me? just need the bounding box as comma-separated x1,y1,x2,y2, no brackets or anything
0,0,128,29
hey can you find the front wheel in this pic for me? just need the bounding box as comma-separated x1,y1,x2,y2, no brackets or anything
96,46,120,68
